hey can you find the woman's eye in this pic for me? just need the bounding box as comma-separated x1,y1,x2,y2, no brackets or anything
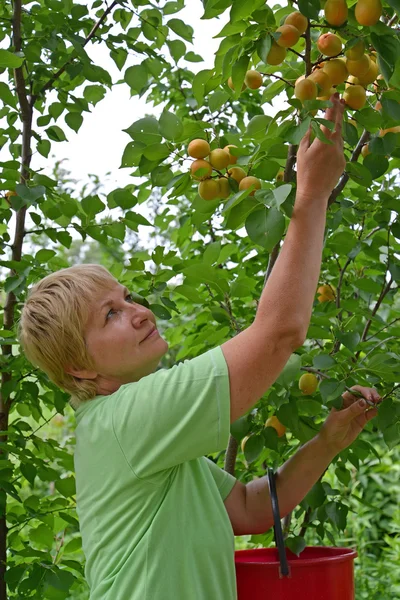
106,308,116,321
125,294,134,303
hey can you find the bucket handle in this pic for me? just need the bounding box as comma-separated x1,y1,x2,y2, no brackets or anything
267,468,291,578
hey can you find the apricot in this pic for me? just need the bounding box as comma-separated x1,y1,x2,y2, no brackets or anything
209,148,230,170
375,100,382,111
267,41,287,65
299,373,319,395
309,69,333,95
357,59,379,86
190,159,212,180
361,144,370,157
5,190,17,198
228,77,246,92
239,176,261,195
265,416,286,438
188,139,210,159
318,87,336,101
276,24,300,48
380,125,400,136
198,179,220,201
284,11,308,34
228,167,247,184
276,170,284,182
223,145,238,165
324,0,348,26
345,40,365,60
218,177,231,199
355,0,382,26
245,70,263,90
322,58,348,85
345,75,359,88
346,54,370,77
317,33,342,57
317,283,336,302
295,78,318,102
344,84,367,109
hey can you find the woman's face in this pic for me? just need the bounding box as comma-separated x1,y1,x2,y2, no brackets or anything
76,282,168,394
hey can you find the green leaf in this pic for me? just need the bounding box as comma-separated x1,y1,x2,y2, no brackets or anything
124,65,148,94
168,18,193,42
363,154,389,179
245,207,285,251
335,331,360,352
0,49,24,68
0,82,16,107
346,162,373,188
35,249,56,263
124,117,161,145
30,524,54,549
159,110,183,141
15,184,46,203
230,416,251,441
55,476,76,498
243,434,264,463
319,379,346,405
81,195,105,217
298,0,320,18
230,0,265,21
65,112,83,133
286,536,306,556
256,33,272,63
168,39,186,63
231,55,249,98
185,52,203,62
149,304,172,320
276,354,302,386
45,126,67,142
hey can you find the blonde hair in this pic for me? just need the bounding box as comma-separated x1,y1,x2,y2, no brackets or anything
19,264,118,408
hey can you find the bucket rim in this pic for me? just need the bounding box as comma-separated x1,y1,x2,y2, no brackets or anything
235,546,358,568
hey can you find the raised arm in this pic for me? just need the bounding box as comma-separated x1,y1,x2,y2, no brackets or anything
222,94,346,423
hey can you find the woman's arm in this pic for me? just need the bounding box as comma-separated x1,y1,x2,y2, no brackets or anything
224,386,380,535
222,94,346,423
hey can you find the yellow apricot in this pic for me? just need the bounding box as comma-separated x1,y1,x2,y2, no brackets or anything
265,416,287,437
345,75,359,88
245,70,263,90
190,159,212,180
188,139,210,159
276,170,285,182
317,283,336,302
299,373,319,395
223,145,238,165
346,54,371,77
228,77,246,92
295,78,318,102
324,0,348,26
284,11,308,34
198,179,220,201
267,41,287,65
323,59,348,85
209,148,230,170
355,0,382,26
361,144,370,157
343,84,367,110
317,33,342,57
239,176,261,196
345,40,365,60
228,167,247,183
380,125,400,136
218,177,231,199
276,24,300,48
309,69,333,95
357,59,379,86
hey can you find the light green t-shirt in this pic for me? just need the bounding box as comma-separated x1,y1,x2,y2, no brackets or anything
74,347,237,600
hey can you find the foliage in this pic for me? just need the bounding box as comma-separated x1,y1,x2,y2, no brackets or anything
0,0,400,597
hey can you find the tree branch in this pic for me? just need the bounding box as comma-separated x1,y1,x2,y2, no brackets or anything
328,129,370,206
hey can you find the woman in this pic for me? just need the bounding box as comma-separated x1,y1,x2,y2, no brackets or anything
19,95,380,599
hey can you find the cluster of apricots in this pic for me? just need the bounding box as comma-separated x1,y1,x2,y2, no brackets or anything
188,138,262,201
225,0,384,113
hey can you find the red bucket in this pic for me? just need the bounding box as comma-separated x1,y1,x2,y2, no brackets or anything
235,546,357,600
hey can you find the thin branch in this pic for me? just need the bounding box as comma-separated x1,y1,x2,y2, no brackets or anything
365,316,400,342
356,277,394,354
328,129,370,206
305,22,312,76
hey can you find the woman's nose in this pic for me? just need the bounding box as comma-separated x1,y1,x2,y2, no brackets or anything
129,304,151,327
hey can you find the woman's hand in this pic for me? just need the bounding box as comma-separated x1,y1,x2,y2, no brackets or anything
318,385,381,455
296,93,346,204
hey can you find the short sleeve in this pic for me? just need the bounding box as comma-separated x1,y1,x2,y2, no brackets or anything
204,458,237,501
112,347,231,478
